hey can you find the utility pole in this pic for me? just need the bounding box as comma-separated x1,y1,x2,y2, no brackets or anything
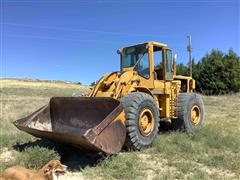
187,35,192,77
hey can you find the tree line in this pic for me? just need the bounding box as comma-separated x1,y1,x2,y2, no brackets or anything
176,49,240,95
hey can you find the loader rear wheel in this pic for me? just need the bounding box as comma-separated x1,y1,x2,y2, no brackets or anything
120,92,159,150
172,93,205,133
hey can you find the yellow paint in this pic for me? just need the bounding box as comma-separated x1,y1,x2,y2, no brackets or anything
113,111,126,124
88,41,195,121
190,105,201,125
139,108,155,136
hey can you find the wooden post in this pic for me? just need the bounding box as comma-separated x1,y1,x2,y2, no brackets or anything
187,35,192,77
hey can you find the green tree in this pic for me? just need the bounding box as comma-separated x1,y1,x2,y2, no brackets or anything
193,49,240,95
176,63,189,76
222,49,240,93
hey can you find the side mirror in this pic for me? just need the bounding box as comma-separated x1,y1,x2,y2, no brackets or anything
117,49,122,54
173,54,177,61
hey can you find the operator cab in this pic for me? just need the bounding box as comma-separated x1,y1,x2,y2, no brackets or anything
119,41,173,81
120,43,150,79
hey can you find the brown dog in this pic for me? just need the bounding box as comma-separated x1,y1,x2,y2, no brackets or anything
0,160,67,180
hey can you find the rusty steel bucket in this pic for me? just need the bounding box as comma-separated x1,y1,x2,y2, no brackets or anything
14,97,126,154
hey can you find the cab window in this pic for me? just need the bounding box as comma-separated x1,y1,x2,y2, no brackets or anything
153,46,163,80
165,49,173,80
121,44,147,69
134,53,150,79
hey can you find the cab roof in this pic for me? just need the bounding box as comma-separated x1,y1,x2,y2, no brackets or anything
122,41,168,49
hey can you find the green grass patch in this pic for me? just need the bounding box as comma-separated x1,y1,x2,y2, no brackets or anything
153,169,183,180
151,124,240,175
15,146,60,169
0,133,34,149
191,125,240,151
200,153,240,173
83,152,145,180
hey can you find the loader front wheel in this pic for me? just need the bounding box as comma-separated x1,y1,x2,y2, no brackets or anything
172,93,205,133
120,92,159,150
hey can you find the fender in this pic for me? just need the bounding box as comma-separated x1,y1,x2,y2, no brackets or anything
134,86,154,97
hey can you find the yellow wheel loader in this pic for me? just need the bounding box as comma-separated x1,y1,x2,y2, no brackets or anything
14,41,205,154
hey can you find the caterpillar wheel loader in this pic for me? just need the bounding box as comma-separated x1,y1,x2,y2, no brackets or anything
14,41,205,154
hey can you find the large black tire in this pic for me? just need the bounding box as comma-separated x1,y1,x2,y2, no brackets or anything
120,92,160,150
172,93,205,133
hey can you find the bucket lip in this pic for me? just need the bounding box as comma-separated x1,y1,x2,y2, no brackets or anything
50,96,120,101
16,120,125,154
15,125,105,153
16,123,82,138
14,114,92,138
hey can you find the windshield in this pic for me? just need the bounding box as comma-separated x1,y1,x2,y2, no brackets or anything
121,44,147,69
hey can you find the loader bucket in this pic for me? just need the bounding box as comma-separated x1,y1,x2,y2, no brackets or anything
14,97,126,154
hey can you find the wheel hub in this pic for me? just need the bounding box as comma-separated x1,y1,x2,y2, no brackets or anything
139,108,155,136
190,105,201,125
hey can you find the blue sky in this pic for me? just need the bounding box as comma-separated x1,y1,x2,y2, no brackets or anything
1,0,239,85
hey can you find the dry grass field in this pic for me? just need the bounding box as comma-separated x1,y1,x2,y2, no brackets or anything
0,78,239,179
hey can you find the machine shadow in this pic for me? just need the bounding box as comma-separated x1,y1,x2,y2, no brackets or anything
13,139,105,171
159,120,173,132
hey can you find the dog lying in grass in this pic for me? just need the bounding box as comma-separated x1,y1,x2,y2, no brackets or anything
0,160,67,180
